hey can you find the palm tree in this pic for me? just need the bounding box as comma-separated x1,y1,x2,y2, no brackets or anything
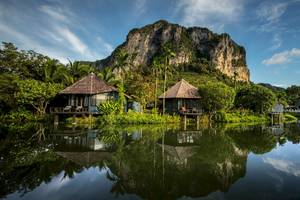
113,49,130,114
161,45,176,115
67,60,94,83
43,59,72,85
151,57,163,110
43,59,58,83
55,66,74,85
97,67,119,85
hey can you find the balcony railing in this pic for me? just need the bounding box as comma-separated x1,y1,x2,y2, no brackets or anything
179,108,203,115
285,109,300,113
50,106,91,114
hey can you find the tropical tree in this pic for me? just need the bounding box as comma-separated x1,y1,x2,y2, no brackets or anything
286,85,300,105
117,83,126,114
15,79,62,115
151,57,163,109
0,73,19,112
43,59,71,85
0,42,21,74
113,49,129,82
113,49,131,112
66,60,93,83
97,67,119,85
235,85,277,113
198,82,236,120
160,45,176,115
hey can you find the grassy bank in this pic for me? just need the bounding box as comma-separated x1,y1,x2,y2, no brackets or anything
214,110,269,123
98,111,180,125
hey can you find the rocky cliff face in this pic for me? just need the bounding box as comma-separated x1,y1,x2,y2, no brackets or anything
99,20,250,82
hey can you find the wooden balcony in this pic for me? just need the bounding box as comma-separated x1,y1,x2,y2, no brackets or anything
179,108,203,116
285,109,300,113
50,106,95,114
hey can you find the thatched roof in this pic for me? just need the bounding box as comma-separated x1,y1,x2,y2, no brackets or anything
59,73,117,94
159,79,200,99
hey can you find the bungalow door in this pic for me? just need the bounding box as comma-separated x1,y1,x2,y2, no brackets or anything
76,96,83,106
69,95,75,106
178,99,186,110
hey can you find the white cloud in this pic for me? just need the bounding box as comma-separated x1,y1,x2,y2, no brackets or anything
256,2,287,24
39,4,101,60
39,5,70,23
255,1,300,33
0,22,70,64
96,36,113,54
263,157,300,177
176,0,244,31
269,33,282,51
135,0,146,16
263,48,300,65
57,27,88,55
0,23,28,43
39,4,87,55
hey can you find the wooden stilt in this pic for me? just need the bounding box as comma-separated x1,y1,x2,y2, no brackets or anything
89,114,92,128
271,114,273,125
196,115,200,130
181,115,187,131
54,114,59,125
72,114,76,124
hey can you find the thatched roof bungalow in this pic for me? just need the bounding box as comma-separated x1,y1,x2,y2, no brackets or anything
51,73,122,114
59,73,117,95
159,79,201,114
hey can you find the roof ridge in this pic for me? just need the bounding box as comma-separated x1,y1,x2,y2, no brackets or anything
158,79,200,99
175,79,185,98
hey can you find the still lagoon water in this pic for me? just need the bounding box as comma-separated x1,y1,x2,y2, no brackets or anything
1,122,300,200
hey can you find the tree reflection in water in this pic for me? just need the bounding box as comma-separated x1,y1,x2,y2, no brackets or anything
0,123,299,199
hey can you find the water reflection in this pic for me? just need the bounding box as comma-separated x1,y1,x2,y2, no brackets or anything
0,123,300,199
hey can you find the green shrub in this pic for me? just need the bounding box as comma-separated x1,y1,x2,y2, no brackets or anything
284,114,298,123
0,109,41,122
96,100,120,115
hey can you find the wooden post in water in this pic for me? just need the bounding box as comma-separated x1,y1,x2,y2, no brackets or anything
196,115,200,130
72,114,76,125
54,114,59,125
271,114,273,125
89,114,92,125
181,115,187,131
54,114,59,130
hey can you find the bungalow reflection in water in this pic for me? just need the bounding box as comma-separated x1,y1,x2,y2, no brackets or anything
48,130,108,151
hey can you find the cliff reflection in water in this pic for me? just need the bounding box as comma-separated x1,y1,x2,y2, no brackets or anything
1,123,300,199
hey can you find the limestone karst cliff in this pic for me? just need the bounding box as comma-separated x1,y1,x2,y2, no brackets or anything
99,20,250,82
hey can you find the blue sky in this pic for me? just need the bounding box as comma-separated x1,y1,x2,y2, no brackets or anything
0,0,299,87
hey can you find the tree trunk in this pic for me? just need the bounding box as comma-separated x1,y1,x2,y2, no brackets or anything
209,112,213,122
154,76,158,110
163,67,167,115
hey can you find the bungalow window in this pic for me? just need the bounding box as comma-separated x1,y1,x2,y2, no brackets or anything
91,95,97,106
69,95,75,106
84,96,89,107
